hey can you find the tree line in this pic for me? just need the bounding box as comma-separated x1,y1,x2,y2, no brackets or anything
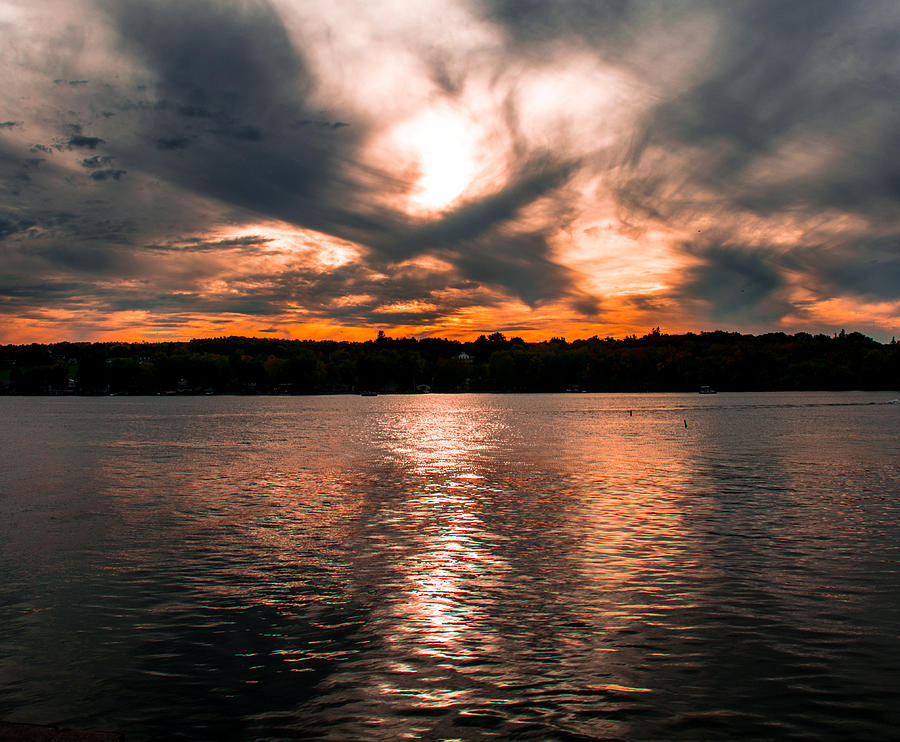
1,329,897,395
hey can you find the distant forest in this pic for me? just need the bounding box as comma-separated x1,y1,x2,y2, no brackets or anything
1,329,898,395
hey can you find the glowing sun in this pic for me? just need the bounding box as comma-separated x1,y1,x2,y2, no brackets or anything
389,106,479,214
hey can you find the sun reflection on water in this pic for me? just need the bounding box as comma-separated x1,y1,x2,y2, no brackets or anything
373,403,509,666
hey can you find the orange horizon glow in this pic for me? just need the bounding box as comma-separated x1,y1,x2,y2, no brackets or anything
3,312,895,346
4,215,894,345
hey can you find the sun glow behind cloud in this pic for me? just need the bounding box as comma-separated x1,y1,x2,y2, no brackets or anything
390,107,481,215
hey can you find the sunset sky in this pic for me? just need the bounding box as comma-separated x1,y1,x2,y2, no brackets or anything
1,0,899,343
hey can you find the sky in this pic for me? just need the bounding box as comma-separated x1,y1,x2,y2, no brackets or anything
1,0,899,343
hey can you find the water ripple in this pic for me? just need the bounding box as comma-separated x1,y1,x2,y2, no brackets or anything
1,392,899,739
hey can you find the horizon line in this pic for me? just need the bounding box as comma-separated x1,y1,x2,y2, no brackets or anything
2,327,894,347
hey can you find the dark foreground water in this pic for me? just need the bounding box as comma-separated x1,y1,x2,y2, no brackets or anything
1,392,899,740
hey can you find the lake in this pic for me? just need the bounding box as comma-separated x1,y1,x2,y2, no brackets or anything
1,392,899,740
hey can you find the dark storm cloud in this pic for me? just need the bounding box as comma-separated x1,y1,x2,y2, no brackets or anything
142,235,275,253
67,135,105,149
483,0,633,49
570,294,601,317
676,233,900,324
449,228,573,307
89,168,126,181
28,243,125,274
80,155,115,168
176,105,212,119
0,221,25,240
0,279,95,317
94,0,351,217
0,127,141,249
155,137,189,150
614,1,900,223
679,241,788,323
785,237,900,303
105,0,303,107
389,160,573,258
291,118,350,130
220,124,263,141
379,158,582,305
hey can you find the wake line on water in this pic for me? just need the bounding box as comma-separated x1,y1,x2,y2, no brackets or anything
574,400,900,414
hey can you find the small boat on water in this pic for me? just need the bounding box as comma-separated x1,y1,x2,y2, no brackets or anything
699,385,716,394
360,391,377,396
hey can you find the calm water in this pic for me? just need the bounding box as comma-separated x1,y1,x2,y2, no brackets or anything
1,392,899,740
